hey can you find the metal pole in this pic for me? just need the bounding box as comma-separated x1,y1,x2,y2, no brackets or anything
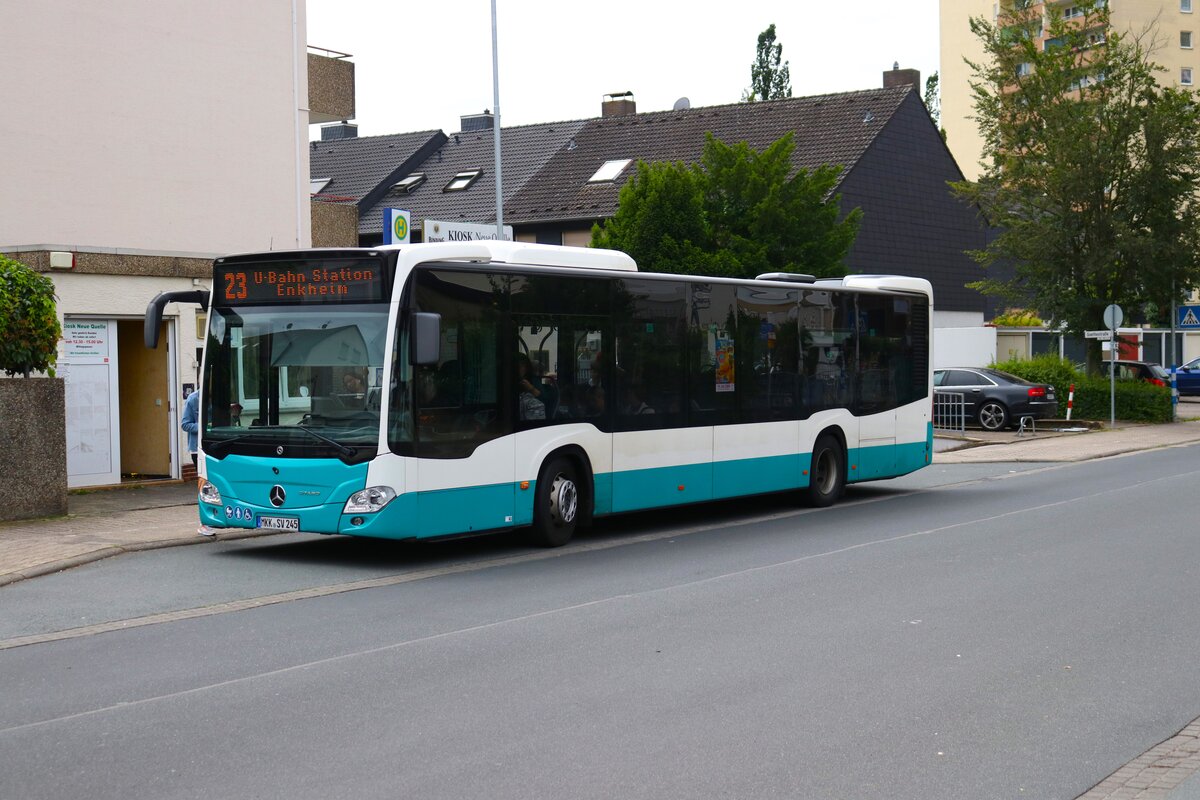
1110,322,1116,428
1171,279,1178,368
1172,279,1178,420
491,0,504,240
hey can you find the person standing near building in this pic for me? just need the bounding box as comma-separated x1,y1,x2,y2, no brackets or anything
181,388,200,467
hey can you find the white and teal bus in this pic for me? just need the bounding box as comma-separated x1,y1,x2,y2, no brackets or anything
146,241,933,547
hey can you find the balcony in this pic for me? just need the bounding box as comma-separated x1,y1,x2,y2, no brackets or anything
308,47,355,124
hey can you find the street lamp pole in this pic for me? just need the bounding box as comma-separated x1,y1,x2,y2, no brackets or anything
491,0,504,240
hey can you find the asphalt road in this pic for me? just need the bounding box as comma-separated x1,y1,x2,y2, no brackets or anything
1,449,1198,799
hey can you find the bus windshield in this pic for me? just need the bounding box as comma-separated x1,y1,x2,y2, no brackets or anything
202,303,390,459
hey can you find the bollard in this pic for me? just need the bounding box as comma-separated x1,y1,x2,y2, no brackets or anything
1172,368,1178,420
1066,384,1075,421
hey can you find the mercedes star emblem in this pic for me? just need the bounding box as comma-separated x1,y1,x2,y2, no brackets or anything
269,485,286,507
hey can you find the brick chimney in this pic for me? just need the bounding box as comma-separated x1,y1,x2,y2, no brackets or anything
320,122,358,140
460,110,494,132
602,91,636,117
883,63,921,89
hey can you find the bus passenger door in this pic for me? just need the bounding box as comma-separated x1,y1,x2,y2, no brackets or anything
610,278,709,511
412,269,515,536
853,295,901,480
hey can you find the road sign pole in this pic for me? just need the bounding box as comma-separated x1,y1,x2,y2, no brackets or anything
1104,304,1123,429
1171,279,1177,370
1110,325,1116,428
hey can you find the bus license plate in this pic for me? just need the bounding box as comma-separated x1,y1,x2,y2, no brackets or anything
257,516,300,531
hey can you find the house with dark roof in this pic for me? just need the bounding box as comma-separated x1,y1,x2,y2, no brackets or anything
311,113,586,245
506,85,987,318
309,127,446,241
311,69,989,321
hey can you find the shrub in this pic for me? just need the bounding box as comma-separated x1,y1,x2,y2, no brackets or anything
1071,377,1173,423
991,308,1044,327
992,353,1080,393
992,354,1171,423
0,256,61,377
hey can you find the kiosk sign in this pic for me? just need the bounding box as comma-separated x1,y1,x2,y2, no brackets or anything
423,220,513,243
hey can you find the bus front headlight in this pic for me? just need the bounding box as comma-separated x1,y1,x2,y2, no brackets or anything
198,480,222,505
344,486,396,514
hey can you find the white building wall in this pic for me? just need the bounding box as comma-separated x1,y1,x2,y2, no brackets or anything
934,326,997,369
0,0,310,254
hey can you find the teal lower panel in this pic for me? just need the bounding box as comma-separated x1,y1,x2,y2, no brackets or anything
417,482,516,537
848,440,931,483
849,445,894,481
593,473,613,517
712,454,805,499
611,462,713,513
895,437,931,476
341,482,517,540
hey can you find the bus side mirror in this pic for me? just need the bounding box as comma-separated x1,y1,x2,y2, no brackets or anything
412,312,442,365
144,289,210,348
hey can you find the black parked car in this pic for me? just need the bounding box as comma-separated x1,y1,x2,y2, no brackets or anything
934,368,1058,431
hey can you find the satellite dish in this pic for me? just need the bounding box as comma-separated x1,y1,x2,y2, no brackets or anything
672,97,691,111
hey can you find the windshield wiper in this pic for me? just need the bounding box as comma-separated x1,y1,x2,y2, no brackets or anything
205,433,261,456
296,424,358,457
206,425,357,458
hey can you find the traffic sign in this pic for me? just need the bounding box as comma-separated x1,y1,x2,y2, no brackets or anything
1103,304,1124,330
1179,304,1200,328
1084,330,1112,340
383,208,411,245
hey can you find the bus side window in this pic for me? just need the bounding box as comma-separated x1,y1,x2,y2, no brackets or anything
616,278,686,430
687,283,737,426
510,273,611,431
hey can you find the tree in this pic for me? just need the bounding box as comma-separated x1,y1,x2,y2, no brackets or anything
743,24,792,102
591,133,862,280
0,256,61,378
923,71,942,131
953,1,1200,368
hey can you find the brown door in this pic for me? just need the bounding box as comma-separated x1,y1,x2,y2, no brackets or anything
117,320,171,478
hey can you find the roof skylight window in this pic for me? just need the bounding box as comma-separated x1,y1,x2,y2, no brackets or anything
443,170,482,192
588,159,632,183
310,177,331,194
392,173,426,193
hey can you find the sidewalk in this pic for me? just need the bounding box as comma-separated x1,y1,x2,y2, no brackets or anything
0,481,269,587
935,418,1200,463
4,419,1200,587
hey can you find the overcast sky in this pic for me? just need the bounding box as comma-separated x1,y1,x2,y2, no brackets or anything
306,0,940,138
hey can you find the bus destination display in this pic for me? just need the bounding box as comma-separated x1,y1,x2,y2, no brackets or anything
216,260,387,305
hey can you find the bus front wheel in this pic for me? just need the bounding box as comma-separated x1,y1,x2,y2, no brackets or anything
530,457,581,547
805,434,845,508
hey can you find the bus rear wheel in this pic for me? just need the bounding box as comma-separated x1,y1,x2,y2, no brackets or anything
530,457,580,547
805,434,845,508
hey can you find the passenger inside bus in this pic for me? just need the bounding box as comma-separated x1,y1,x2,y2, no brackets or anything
516,354,546,420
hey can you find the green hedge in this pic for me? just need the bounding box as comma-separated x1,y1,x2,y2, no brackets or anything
992,355,1172,423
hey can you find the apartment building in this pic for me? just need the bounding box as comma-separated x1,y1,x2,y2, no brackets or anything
941,0,1198,180
1,2,352,488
